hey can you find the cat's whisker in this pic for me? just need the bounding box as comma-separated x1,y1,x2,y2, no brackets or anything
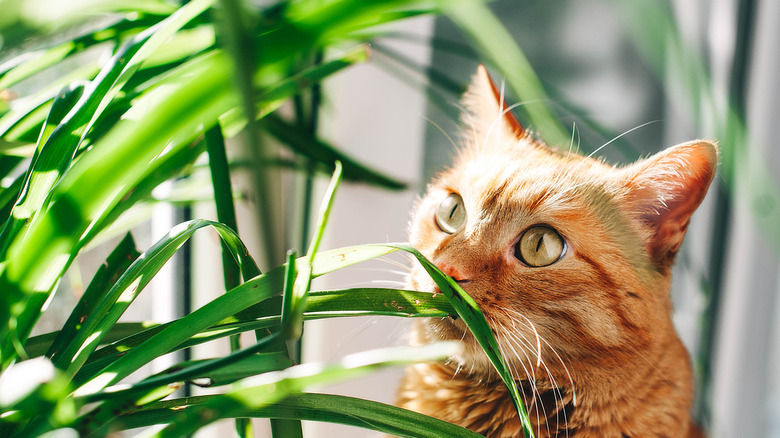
424,115,460,153
497,79,508,149
502,309,545,367
374,256,414,273
340,266,410,279
453,361,463,378
500,307,576,434
367,279,408,288
497,325,560,438
510,325,576,416
492,320,545,405
481,99,543,154
571,119,659,174
512,311,543,368
461,109,481,154
505,330,572,436
567,121,579,157
502,308,577,408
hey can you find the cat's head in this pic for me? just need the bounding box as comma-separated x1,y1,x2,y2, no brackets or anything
408,65,717,381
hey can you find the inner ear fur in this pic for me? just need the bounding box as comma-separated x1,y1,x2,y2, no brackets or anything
461,65,524,142
623,140,718,269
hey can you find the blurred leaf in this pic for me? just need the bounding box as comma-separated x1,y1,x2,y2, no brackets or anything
0,62,99,142
617,0,780,252
0,44,76,90
0,358,77,434
171,352,293,387
444,0,569,150
17,0,177,31
263,113,406,190
0,82,85,260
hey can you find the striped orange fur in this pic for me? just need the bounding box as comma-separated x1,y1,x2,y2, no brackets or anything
396,66,715,437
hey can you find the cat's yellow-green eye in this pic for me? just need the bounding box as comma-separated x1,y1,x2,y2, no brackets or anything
435,193,466,234
515,225,565,267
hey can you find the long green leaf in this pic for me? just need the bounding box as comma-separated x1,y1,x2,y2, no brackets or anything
45,233,139,365
175,352,294,387
392,243,534,438
113,393,483,437
71,244,396,397
29,287,448,385
57,220,258,378
204,125,241,288
25,322,153,359
75,332,284,434
283,162,342,341
64,287,448,384
150,343,461,437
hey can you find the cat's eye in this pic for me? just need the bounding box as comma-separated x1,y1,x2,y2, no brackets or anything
435,193,466,234
515,225,565,267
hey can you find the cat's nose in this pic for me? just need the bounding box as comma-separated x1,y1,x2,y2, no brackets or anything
437,263,469,283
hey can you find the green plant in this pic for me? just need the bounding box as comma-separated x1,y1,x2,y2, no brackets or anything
0,0,544,436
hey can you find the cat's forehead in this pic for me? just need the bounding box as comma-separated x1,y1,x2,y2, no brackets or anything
436,140,614,215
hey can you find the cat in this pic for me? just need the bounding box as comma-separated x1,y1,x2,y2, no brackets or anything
396,65,716,438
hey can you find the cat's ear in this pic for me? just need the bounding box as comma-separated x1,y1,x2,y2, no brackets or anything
623,141,718,269
461,65,524,142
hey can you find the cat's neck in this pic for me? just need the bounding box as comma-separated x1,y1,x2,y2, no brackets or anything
566,330,697,436
398,328,698,437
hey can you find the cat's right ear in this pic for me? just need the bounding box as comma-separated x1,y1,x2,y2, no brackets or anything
622,141,718,270
461,65,524,143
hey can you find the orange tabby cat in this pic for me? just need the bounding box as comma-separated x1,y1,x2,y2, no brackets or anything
396,66,715,438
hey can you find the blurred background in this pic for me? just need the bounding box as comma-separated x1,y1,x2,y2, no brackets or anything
2,0,778,437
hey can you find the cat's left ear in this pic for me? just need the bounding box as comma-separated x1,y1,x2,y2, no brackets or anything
461,65,524,142
623,141,718,269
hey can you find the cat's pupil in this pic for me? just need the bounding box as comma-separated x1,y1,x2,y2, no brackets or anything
449,205,458,220
535,235,544,252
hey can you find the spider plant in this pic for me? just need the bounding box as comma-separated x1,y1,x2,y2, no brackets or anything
0,0,546,436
